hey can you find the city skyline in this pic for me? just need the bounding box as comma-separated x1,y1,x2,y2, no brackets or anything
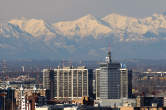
1,1,166,109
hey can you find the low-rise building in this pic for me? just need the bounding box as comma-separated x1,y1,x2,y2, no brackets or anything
95,98,136,107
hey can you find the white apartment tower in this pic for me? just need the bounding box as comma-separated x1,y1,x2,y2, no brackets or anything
43,66,89,100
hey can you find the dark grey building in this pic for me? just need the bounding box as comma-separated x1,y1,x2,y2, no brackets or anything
99,51,121,99
43,69,55,99
120,68,129,98
128,70,133,98
0,88,16,110
95,51,132,99
95,69,100,99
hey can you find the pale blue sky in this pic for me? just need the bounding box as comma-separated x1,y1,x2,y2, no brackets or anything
0,0,166,23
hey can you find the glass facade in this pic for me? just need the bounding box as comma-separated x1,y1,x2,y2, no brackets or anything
99,63,121,99
95,51,132,99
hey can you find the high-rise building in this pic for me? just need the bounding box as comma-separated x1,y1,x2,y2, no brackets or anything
99,51,121,99
120,66,133,98
43,69,55,99
0,88,16,110
43,66,89,100
95,51,132,99
128,70,133,98
88,69,94,98
120,67,128,98
43,69,50,90
95,69,100,99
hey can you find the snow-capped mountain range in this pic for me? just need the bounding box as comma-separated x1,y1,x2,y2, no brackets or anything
1,13,166,60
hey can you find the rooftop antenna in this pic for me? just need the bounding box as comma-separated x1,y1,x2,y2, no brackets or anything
105,44,112,63
79,60,82,66
62,59,64,68
109,43,112,60
69,59,72,67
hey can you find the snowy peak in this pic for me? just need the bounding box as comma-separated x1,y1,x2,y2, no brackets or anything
9,18,55,37
0,23,31,38
102,13,138,29
102,13,166,41
2,13,166,42
54,14,111,38
102,13,143,33
1,13,166,59
77,14,97,22
141,14,166,30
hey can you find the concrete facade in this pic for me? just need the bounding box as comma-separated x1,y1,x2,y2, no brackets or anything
43,66,89,100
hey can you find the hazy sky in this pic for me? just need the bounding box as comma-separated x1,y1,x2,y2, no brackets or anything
0,0,166,23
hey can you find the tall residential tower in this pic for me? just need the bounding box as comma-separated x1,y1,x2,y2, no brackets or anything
43,66,89,100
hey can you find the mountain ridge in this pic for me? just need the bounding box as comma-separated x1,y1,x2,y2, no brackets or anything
1,13,166,60
4,13,166,41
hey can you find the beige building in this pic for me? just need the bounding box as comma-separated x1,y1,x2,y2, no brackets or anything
43,66,89,100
